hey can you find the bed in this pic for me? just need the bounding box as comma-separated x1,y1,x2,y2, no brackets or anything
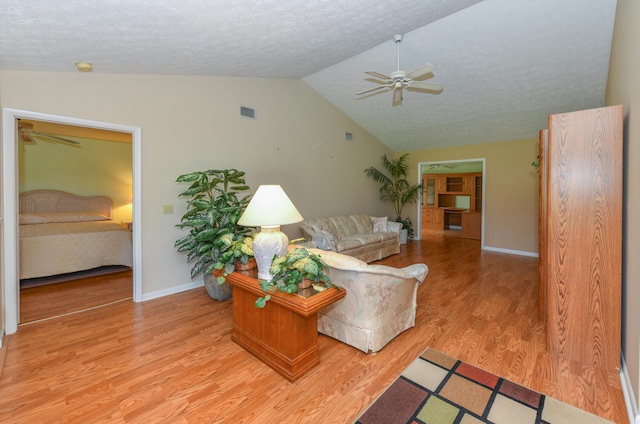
19,189,133,280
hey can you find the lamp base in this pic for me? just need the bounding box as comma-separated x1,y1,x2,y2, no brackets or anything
253,226,289,281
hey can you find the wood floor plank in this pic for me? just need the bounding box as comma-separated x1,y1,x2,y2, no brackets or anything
19,269,133,323
0,232,628,423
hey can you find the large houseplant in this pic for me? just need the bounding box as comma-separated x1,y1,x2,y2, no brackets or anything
364,153,423,241
175,168,254,300
255,247,336,308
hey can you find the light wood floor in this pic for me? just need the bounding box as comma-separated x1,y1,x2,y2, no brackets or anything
20,269,133,323
0,233,627,423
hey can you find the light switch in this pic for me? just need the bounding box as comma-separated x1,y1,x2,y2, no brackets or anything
162,204,174,214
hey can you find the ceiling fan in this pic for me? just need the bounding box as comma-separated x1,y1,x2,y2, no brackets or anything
428,163,456,170
18,120,81,147
356,34,443,106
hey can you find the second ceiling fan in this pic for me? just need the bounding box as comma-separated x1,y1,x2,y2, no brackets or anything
18,120,81,147
356,34,443,106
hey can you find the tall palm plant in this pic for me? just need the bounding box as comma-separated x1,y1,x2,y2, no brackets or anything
364,153,423,238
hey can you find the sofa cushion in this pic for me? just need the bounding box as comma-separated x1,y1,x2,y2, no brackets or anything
351,214,374,234
335,233,383,252
306,219,339,239
328,216,357,240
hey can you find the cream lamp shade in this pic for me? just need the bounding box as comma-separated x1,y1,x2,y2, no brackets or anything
238,185,303,280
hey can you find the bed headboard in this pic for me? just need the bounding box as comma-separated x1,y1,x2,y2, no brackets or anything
19,190,113,218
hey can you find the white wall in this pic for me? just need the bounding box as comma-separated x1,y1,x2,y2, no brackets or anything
606,0,640,417
0,71,393,297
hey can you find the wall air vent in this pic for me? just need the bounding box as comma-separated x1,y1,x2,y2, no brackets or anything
345,132,353,141
240,106,256,119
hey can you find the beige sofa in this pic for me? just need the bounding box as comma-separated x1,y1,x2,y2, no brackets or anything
310,248,428,353
300,214,400,263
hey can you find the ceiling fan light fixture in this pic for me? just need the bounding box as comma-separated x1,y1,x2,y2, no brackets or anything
75,62,93,72
356,34,443,106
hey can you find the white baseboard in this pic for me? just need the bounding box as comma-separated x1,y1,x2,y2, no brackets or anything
482,245,538,258
141,280,203,302
0,327,4,348
621,355,640,424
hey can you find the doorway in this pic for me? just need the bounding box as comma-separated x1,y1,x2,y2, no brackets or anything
417,159,485,244
2,108,142,334
18,118,133,323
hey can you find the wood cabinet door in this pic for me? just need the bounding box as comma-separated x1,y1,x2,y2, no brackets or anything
434,208,444,226
463,176,475,194
545,105,622,372
422,177,436,206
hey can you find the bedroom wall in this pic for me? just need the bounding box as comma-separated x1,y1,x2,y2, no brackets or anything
398,137,539,254
0,81,4,341
605,0,640,411
0,71,393,296
18,138,132,223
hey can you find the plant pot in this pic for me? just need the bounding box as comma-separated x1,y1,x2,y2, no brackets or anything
298,278,314,290
399,228,408,245
203,272,233,301
234,257,257,271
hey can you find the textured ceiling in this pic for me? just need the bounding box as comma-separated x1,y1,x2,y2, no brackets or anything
0,0,617,151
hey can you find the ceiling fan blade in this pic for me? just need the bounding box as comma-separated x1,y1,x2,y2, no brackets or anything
356,85,391,96
365,70,391,81
32,132,81,147
19,131,36,144
364,77,390,85
407,63,434,80
392,87,403,106
407,81,444,93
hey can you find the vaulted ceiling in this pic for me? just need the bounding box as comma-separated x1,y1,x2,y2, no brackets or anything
0,0,617,151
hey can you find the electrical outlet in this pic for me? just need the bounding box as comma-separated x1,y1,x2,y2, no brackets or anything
162,204,174,214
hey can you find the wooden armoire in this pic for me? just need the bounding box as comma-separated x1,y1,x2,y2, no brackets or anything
538,104,623,373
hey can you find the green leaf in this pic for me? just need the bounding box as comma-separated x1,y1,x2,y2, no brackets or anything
202,262,217,275
259,279,272,292
194,228,218,242
255,296,268,308
285,283,298,293
286,248,308,264
176,172,202,183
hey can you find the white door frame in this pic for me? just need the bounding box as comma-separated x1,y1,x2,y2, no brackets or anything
2,108,142,334
416,158,486,246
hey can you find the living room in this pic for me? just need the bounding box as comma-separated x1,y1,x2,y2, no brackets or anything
1,0,639,422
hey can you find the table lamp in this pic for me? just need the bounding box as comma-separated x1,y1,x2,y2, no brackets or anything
237,185,303,281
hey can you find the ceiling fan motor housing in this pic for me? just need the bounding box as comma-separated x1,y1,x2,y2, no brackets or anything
391,70,407,86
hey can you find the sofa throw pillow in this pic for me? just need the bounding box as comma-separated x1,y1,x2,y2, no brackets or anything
371,216,388,233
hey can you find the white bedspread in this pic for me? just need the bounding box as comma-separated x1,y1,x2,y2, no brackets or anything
20,220,133,280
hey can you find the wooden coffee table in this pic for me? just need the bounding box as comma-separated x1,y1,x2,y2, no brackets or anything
221,269,346,381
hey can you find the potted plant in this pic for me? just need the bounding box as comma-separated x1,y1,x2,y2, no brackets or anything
255,247,337,308
364,153,423,243
174,168,254,300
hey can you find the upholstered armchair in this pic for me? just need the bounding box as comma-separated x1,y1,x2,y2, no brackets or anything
309,248,428,353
